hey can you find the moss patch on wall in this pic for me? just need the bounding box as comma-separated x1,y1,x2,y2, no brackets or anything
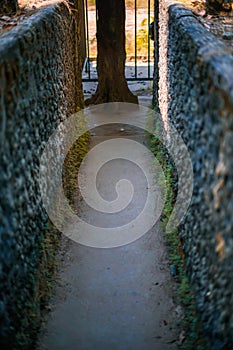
63,124,90,208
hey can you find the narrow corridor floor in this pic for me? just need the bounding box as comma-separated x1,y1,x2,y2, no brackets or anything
36,98,181,350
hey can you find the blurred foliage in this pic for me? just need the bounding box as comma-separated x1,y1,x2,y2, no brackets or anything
87,1,154,58
136,17,154,55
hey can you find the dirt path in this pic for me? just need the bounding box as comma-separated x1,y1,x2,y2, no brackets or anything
36,98,181,350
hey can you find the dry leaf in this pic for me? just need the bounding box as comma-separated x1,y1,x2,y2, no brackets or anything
212,178,225,197
1,16,11,21
197,9,206,17
2,23,17,29
178,330,186,345
215,232,225,261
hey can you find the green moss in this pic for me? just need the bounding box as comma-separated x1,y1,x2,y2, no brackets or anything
63,119,90,207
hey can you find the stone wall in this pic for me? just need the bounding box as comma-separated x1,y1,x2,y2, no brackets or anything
0,1,84,348
154,2,233,349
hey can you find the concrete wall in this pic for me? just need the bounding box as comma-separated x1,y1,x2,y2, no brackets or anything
0,2,83,348
154,2,233,349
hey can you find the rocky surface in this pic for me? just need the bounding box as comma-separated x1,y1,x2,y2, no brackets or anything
154,2,233,349
0,2,83,348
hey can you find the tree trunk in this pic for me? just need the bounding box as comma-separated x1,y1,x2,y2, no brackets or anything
85,0,138,105
0,0,18,15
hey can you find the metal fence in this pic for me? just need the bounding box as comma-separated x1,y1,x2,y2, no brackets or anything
83,0,154,82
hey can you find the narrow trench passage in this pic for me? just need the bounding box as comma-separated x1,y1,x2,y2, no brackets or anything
36,94,180,350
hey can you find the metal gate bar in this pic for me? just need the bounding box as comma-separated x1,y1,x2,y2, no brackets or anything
84,0,90,80
83,0,154,82
148,0,150,79
134,0,137,79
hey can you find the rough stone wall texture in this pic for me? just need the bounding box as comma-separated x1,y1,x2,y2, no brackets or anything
0,1,83,348
154,2,233,349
